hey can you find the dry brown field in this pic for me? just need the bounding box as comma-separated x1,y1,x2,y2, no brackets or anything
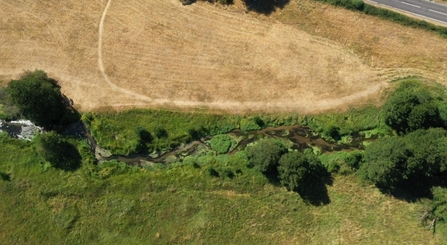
1,0,447,113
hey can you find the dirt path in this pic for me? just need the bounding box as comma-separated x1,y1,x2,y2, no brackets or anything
94,0,388,113
98,0,153,102
1,0,446,113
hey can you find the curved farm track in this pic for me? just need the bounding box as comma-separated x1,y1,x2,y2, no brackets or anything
1,0,447,113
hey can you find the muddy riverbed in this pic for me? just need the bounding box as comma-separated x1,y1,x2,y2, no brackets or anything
0,120,373,167
102,125,373,167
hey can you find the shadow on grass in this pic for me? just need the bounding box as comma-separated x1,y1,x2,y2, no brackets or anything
53,141,82,171
265,165,333,206
377,174,447,203
297,170,333,206
244,0,290,15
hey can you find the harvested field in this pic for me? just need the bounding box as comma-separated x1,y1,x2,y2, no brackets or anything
0,0,446,113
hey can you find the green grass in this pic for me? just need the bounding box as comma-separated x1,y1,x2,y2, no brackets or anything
83,109,314,155
84,106,388,155
0,133,445,244
3,78,447,243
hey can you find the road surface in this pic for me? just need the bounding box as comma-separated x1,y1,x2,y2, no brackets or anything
368,0,447,25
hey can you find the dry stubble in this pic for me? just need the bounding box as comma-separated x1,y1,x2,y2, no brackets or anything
0,0,446,113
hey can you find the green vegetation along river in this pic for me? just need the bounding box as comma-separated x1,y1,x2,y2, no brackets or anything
103,125,374,166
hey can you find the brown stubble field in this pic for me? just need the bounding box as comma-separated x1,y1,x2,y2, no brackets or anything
0,0,446,113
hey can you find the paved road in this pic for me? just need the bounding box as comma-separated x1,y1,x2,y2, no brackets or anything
368,0,447,25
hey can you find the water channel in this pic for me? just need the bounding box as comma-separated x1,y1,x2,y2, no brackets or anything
0,120,372,167
103,125,372,167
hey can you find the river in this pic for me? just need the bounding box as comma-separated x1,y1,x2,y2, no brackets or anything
0,120,371,167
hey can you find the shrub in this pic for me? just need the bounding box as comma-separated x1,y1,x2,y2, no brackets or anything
35,131,82,171
210,134,232,154
240,118,262,131
344,151,363,170
154,126,168,139
208,167,220,177
322,125,341,141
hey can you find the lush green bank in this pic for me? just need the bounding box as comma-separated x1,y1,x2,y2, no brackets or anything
2,75,447,243
0,132,445,244
83,104,386,155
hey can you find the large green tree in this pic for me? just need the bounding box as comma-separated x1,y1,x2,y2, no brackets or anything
7,70,68,129
278,151,326,191
383,87,442,135
359,128,447,189
247,138,286,174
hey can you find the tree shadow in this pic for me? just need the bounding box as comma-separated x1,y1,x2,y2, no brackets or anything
0,172,11,181
244,0,290,15
297,170,333,206
180,0,196,5
53,141,82,171
377,173,447,203
265,168,282,187
59,95,81,127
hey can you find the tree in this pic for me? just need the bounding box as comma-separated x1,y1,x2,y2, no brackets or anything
383,89,442,135
35,131,81,171
246,138,286,174
278,151,327,191
359,128,447,189
7,70,69,129
358,137,412,187
277,151,310,191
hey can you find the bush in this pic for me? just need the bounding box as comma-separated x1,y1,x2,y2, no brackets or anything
240,118,262,131
208,167,220,177
0,87,20,120
135,126,153,153
246,138,287,174
344,151,363,170
35,131,82,171
322,125,341,141
154,126,168,139
210,134,232,154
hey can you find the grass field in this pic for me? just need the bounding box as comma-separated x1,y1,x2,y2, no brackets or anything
1,0,446,114
0,132,445,244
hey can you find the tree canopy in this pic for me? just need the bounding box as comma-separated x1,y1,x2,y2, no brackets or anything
277,151,323,191
359,128,447,189
383,86,443,135
247,138,286,174
7,70,73,129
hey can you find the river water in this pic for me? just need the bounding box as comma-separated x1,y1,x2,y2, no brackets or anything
0,120,371,167
0,120,42,140
103,125,372,167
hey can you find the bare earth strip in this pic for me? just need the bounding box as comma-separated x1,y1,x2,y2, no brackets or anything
0,0,446,113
